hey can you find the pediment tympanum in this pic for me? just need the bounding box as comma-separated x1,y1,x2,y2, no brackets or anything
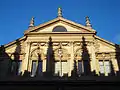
24,17,96,34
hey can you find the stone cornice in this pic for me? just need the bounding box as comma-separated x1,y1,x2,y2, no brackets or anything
25,32,95,36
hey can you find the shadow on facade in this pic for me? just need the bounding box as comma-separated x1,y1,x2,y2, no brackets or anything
0,45,12,80
71,36,92,78
81,36,91,76
11,39,22,76
19,37,120,79
71,60,78,78
115,44,120,76
43,36,55,77
108,61,115,76
35,54,42,77
13,39,31,79
1,37,120,81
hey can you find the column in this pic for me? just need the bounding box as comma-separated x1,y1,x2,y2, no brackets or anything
43,42,48,73
43,59,46,72
21,42,31,74
69,42,74,76
90,42,98,74
111,57,119,75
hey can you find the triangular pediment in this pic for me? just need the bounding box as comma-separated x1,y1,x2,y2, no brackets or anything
95,36,120,52
24,17,96,34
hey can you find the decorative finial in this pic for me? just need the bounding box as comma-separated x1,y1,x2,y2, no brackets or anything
29,17,34,27
58,7,62,17
85,16,92,28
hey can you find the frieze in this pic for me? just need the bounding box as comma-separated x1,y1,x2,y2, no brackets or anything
62,42,69,46
96,52,112,60
40,42,46,46
73,42,81,47
52,42,59,46
73,41,93,47
31,42,71,47
59,42,70,46
31,42,47,46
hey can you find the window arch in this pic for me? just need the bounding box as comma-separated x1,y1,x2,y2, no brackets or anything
30,48,44,60
54,48,70,76
74,48,83,60
54,48,70,61
52,26,67,32
30,48,45,77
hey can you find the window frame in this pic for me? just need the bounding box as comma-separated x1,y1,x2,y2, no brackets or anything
17,60,22,75
37,60,43,74
54,60,68,76
99,60,111,75
31,60,37,77
52,26,67,32
11,60,22,75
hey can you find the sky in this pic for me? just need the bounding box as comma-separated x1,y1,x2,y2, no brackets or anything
0,0,120,45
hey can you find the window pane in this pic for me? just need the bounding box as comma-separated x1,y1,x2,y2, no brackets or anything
18,60,22,75
55,62,60,76
104,61,111,73
99,61,104,73
99,66,104,73
31,61,37,77
104,61,110,65
11,61,17,73
78,61,83,74
99,61,104,65
105,66,111,73
53,26,67,32
62,61,68,76
83,60,89,73
55,61,68,76
38,61,42,74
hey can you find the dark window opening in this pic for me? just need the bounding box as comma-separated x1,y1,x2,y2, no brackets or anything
38,61,42,74
31,60,37,77
11,60,22,75
78,61,84,76
52,26,67,32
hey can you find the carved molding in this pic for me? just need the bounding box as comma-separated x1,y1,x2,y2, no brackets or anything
31,42,71,47
96,52,113,60
54,48,70,60
29,48,45,60
31,42,47,47
73,42,82,47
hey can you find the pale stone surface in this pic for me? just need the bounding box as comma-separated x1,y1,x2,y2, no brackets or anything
1,16,120,76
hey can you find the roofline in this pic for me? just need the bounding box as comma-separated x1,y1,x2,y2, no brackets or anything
95,35,118,46
1,36,26,48
24,17,96,34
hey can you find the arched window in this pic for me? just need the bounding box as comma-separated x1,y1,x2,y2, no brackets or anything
52,26,67,32
54,48,70,76
30,48,44,77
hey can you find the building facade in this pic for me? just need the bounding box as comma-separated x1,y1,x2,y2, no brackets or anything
0,8,120,78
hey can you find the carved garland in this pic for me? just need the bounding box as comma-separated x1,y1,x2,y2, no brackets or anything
54,48,70,61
